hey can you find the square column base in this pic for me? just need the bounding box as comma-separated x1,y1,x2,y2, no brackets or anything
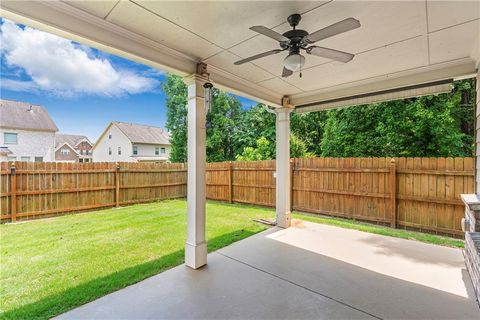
185,241,207,269
277,211,291,228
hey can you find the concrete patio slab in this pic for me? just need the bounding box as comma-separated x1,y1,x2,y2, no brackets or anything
219,221,479,319
58,220,479,320
57,252,374,320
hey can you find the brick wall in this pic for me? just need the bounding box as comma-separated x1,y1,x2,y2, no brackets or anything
55,144,78,162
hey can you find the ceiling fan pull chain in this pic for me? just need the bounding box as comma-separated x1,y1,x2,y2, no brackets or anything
299,55,303,78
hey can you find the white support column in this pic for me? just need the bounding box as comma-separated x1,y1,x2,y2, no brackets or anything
184,74,208,269
275,106,293,228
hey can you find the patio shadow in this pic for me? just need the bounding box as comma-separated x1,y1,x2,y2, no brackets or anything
1,229,259,320
357,234,462,267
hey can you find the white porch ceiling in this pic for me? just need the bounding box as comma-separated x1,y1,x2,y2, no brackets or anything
1,1,479,108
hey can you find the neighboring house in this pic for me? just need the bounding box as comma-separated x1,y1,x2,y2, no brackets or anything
92,121,170,162
0,99,58,162
55,133,93,163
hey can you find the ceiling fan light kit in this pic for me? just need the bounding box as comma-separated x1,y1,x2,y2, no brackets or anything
234,13,360,78
284,53,305,72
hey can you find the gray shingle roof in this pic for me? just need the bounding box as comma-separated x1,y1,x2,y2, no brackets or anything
114,121,170,145
0,99,58,132
55,133,91,149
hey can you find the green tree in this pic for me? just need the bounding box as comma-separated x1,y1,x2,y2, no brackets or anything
235,104,276,156
236,136,272,161
206,90,243,162
290,133,315,158
321,80,475,157
164,74,474,161
163,74,244,162
236,134,314,161
162,74,187,162
291,111,328,155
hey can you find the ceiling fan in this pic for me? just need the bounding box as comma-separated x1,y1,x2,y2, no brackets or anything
234,14,360,78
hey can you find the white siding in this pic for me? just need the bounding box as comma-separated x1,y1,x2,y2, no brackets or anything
134,143,170,158
92,124,133,162
0,128,55,162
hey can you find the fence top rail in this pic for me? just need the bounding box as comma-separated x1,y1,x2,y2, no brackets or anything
118,169,187,173
396,169,474,176
294,167,390,173
13,169,116,174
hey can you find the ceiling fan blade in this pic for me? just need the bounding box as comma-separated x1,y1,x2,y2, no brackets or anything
234,49,284,65
306,46,354,63
282,67,293,78
250,26,289,43
304,18,360,44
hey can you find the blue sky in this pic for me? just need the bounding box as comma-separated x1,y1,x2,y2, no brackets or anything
0,18,257,142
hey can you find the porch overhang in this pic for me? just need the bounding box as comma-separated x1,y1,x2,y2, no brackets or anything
1,0,479,270
1,1,478,108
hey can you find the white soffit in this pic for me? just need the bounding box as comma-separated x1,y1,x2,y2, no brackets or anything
105,1,224,60
427,0,480,31
0,0,478,108
60,0,119,19
285,36,428,92
134,1,327,50
429,20,480,64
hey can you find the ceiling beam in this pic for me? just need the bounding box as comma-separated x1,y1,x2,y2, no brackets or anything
289,59,476,107
295,80,454,113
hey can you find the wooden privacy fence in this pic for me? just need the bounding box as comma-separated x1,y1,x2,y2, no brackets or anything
0,157,474,236
0,162,186,222
206,157,474,237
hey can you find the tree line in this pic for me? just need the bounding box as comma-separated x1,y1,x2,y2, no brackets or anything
163,74,475,162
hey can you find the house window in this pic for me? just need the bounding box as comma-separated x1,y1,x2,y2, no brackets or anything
34,157,43,162
118,147,121,155
79,158,83,163
161,147,166,154
133,146,138,155
7,156,16,162
108,147,112,155
155,147,159,155
108,133,112,139
85,150,89,155
4,132,17,144
61,148,70,155
21,156,30,162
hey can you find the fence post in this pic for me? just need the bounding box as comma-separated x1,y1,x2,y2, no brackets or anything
115,162,120,207
10,163,17,223
390,158,396,228
228,161,233,203
290,158,294,212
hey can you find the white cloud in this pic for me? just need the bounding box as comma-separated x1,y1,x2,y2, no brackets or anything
0,78,39,93
0,20,159,97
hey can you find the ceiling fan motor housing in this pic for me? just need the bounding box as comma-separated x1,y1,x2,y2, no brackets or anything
283,29,309,43
287,13,302,28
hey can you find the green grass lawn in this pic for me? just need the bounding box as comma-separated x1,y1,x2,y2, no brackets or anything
0,200,463,319
0,200,274,320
